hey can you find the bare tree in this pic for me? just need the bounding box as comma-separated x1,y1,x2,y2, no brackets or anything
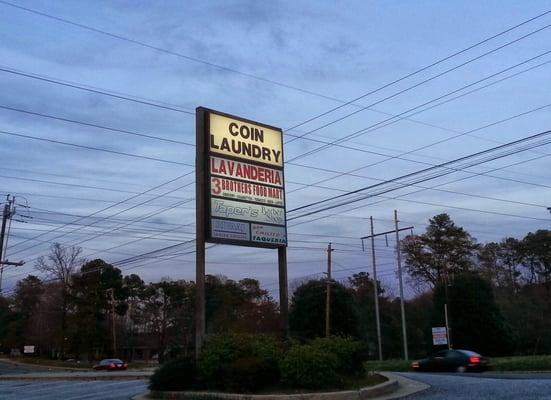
35,243,82,285
35,243,83,358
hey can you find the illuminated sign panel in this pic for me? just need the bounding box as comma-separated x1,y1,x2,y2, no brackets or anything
209,113,283,168
210,177,284,207
210,156,283,187
199,108,287,248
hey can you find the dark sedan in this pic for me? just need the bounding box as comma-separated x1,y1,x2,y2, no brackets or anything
93,359,128,371
411,349,490,373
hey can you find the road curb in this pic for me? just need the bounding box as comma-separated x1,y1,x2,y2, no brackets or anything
376,373,430,399
133,374,398,400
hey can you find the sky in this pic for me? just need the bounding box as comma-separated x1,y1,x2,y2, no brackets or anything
0,0,550,299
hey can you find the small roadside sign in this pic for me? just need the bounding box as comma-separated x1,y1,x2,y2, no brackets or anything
432,327,448,346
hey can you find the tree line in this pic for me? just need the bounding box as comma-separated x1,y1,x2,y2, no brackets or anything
0,213,549,360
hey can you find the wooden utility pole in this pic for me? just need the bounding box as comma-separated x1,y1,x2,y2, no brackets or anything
0,196,11,269
325,243,333,337
394,210,409,360
0,195,16,295
370,217,383,361
361,217,414,361
107,288,117,356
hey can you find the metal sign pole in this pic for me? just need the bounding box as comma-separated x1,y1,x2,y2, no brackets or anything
195,108,206,359
278,247,288,337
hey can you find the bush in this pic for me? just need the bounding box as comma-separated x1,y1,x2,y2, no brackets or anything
310,336,368,375
280,344,341,389
250,334,283,367
198,334,283,390
149,357,197,391
222,357,279,393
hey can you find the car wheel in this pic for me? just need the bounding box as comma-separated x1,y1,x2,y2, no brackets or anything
456,366,467,373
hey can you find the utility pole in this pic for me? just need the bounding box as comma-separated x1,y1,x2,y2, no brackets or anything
443,266,452,350
444,303,451,350
325,243,333,337
0,195,19,295
370,217,383,361
0,196,11,270
394,210,409,360
362,217,414,361
107,288,117,356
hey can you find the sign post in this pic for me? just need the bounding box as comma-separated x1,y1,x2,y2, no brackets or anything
195,107,288,355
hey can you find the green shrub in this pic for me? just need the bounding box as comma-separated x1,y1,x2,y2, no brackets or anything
149,357,197,391
198,335,243,388
198,334,283,390
222,357,279,393
311,336,367,375
250,335,283,367
280,344,341,389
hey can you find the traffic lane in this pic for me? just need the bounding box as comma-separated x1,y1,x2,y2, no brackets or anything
0,361,36,375
439,371,551,380
399,372,551,399
0,380,147,399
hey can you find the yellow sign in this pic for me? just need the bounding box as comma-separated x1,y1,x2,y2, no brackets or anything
209,113,283,167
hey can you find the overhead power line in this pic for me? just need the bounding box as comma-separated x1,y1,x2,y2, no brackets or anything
10,183,194,261
2,0,548,127
288,128,551,218
0,66,194,115
7,172,193,255
0,129,193,167
285,24,551,147
288,47,551,163
0,104,194,146
283,9,551,135
290,150,551,229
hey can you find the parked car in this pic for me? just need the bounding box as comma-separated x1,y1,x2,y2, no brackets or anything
93,358,128,371
411,349,490,372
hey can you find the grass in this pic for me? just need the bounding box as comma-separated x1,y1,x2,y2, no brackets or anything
364,359,411,372
364,354,551,373
491,355,551,372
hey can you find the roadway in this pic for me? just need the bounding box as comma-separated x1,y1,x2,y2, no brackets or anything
398,372,551,399
2,361,551,399
0,361,147,399
0,380,147,399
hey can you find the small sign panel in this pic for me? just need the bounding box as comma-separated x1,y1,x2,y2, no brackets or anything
211,218,250,241
210,177,284,206
198,108,287,248
432,327,448,346
210,156,283,187
211,198,285,226
23,345,35,354
251,224,287,246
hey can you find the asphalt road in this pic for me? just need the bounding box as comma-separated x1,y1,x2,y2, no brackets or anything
0,361,35,375
400,372,551,399
0,361,148,399
0,380,147,399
